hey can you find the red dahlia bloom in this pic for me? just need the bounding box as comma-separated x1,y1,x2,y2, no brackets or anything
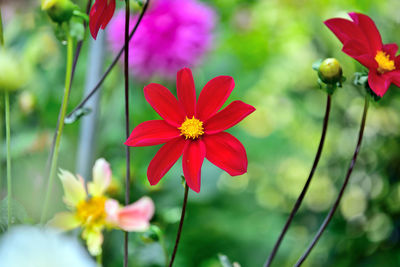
325,12,400,97
125,68,255,193
89,0,116,39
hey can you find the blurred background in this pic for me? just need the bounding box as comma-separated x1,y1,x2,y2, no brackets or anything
1,0,400,266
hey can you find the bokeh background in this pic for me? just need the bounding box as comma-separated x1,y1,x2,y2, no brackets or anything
1,0,400,266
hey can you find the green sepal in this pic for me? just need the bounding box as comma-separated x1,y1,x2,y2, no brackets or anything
354,72,381,102
140,225,164,243
69,17,85,42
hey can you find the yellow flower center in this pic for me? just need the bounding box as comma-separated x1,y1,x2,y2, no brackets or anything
178,116,204,139
76,196,107,228
375,50,395,74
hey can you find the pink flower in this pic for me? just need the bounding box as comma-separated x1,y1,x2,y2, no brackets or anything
107,0,216,80
125,68,255,193
325,12,400,97
48,158,155,256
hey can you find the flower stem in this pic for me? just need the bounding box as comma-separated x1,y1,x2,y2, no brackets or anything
65,0,150,121
5,91,11,227
169,183,189,267
294,96,369,266
123,0,131,266
264,94,332,267
40,32,74,224
96,253,102,267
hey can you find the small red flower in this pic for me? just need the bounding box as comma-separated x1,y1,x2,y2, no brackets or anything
325,12,400,97
125,68,255,193
89,0,116,39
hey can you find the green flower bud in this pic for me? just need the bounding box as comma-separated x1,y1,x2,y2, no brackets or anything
318,58,343,84
41,0,77,24
0,50,31,92
140,225,163,244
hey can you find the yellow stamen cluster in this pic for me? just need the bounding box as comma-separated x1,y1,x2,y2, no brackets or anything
178,116,204,140
375,50,395,74
76,196,107,228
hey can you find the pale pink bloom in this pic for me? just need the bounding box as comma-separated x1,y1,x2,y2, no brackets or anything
48,158,155,256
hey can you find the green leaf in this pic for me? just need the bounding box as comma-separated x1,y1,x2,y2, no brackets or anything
0,197,30,232
64,107,92,124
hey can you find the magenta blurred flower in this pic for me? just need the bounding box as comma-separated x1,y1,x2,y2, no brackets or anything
107,0,216,80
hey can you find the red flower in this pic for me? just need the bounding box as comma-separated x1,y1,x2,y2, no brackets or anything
125,68,255,193
325,12,400,97
89,0,116,39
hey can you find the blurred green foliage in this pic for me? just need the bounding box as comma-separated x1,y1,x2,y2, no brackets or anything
0,0,400,266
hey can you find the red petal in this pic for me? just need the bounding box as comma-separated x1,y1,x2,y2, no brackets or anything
182,140,206,193
349,12,382,52
100,0,116,29
383,43,398,59
144,83,186,127
368,71,391,97
203,132,248,176
324,18,368,47
177,68,196,118
124,120,181,147
89,0,107,39
204,101,255,135
147,138,187,186
342,40,376,69
196,76,235,122
387,71,400,88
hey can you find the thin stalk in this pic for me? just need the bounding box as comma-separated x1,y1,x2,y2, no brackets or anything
169,184,189,267
0,9,4,46
160,233,170,266
5,91,11,227
65,0,150,121
40,33,74,224
295,96,369,266
45,0,92,185
96,253,102,267
123,0,131,266
264,94,332,267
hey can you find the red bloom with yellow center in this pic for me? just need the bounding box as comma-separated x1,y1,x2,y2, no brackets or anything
89,0,116,39
325,12,400,97
125,68,255,193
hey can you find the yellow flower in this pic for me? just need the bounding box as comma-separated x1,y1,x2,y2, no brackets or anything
48,158,155,256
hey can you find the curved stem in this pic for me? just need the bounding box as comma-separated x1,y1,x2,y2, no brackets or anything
169,183,189,267
65,0,150,121
264,94,332,267
295,96,369,266
123,0,131,266
45,0,92,191
5,91,11,227
40,33,74,224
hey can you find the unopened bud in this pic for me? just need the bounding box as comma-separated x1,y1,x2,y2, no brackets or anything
140,225,163,243
42,0,76,24
318,58,343,84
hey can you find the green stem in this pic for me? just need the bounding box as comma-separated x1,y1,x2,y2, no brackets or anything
40,32,74,224
96,253,102,267
0,9,4,46
160,234,169,266
5,91,11,227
